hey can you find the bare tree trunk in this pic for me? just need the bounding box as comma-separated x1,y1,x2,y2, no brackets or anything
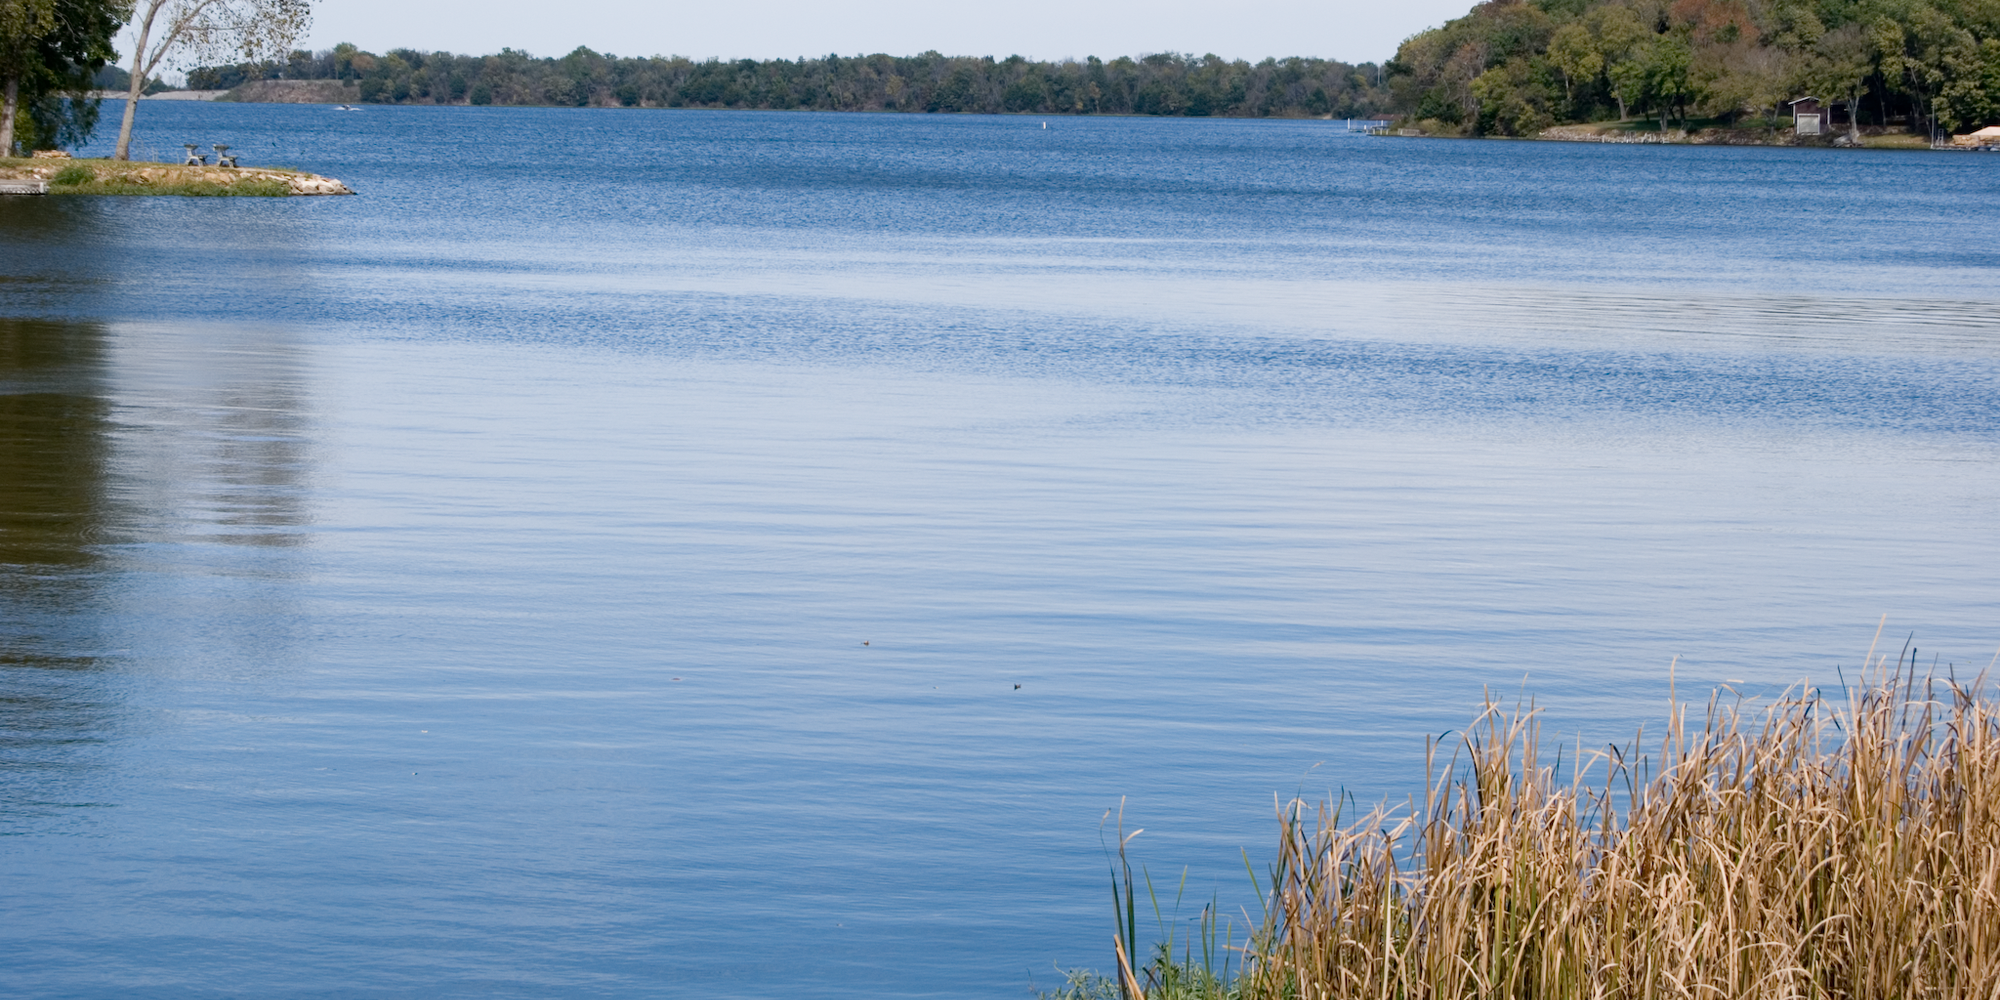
113,2,159,161
1906,68,1936,143
1,73,18,156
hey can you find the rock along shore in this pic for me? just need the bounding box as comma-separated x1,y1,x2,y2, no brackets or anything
1381,122,1932,149
1535,122,1931,149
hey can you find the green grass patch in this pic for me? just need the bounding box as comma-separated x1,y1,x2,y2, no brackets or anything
51,173,293,197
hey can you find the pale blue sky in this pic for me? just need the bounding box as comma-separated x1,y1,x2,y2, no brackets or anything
282,0,1468,67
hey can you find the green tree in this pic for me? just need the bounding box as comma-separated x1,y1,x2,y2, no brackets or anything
1933,35,2000,129
1623,32,1696,129
1471,55,1562,133
1693,37,1791,120
1585,5,1649,118
1888,3,1981,136
1806,23,1877,141
1001,70,1046,112
1,0,60,153
2,0,120,154
1548,21,1601,108
928,64,982,112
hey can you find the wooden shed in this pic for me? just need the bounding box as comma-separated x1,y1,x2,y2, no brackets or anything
1788,97,1851,134
1789,97,1826,134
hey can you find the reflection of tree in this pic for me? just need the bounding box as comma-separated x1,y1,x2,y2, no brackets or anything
0,317,316,831
0,317,115,830
106,324,313,549
0,317,110,578
197,380,314,544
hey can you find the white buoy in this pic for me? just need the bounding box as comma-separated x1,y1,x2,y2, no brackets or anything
1042,121,1047,129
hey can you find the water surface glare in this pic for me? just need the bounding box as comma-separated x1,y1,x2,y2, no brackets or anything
3,105,1998,999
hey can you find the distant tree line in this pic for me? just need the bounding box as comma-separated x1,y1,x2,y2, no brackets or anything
1388,0,2000,137
41,0,1995,154
92,63,169,95
188,44,1394,118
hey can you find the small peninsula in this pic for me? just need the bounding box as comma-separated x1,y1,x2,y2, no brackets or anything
0,156,353,196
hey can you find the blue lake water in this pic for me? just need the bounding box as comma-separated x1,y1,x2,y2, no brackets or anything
4,103,1999,998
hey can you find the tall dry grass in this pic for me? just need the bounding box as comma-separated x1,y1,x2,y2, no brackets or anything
1083,636,2000,1000
1230,652,2000,1000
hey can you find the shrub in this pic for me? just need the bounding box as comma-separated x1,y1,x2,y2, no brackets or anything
51,164,95,186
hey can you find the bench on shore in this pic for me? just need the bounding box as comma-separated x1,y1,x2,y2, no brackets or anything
180,144,240,167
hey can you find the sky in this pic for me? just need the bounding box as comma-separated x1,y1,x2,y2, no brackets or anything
279,0,1474,67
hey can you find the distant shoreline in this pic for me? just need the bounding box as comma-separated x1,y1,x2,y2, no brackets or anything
116,79,1393,124
84,89,1940,152
1375,121,1941,151
169,48,1393,120
86,89,231,101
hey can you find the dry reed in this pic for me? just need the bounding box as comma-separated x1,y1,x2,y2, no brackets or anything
1086,638,2000,1000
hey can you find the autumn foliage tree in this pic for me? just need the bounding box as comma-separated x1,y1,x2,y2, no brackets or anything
111,0,308,160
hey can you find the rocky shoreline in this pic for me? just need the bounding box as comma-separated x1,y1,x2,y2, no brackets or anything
1375,120,1937,149
1535,123,1932,149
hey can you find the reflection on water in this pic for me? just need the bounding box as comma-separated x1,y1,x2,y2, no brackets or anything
1,316,315,831
0,200,122,317
0,317,111,570
0,318,115,825
105,322,315,549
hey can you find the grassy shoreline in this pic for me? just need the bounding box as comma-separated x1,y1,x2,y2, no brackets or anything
1060,642,2000,1000
0,157,353,196
1374,116,1939,149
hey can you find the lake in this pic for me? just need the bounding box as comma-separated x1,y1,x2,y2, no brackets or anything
3,103,1997,998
